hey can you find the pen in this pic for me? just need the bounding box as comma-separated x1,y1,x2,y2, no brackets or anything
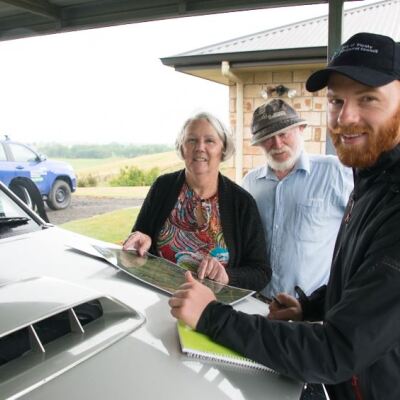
272,296,285,308
294,285,308,303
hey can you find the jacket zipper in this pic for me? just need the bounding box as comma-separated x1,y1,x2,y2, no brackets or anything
351,375,364,400
344,195,355,224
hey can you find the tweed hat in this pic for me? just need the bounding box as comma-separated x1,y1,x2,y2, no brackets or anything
251,99,307,145
306,32,400,92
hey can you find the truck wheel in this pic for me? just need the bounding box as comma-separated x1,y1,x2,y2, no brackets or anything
47,180,71,210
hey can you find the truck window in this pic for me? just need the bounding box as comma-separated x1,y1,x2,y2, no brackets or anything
9,143,37,163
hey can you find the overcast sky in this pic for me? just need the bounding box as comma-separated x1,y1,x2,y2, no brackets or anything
0,1,377,145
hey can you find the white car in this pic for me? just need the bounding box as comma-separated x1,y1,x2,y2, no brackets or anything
0,181,302,400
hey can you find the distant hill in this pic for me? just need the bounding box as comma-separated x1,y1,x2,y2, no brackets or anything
37,143,173,159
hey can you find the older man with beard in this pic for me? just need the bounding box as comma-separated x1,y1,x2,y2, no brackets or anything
242,99,352,299
169,32,400,400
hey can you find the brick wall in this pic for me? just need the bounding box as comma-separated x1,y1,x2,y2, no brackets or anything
228,68,328,176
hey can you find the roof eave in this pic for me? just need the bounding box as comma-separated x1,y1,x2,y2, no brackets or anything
161,46,328,68
161,46,327,84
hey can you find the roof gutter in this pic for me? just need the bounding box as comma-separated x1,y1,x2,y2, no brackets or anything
161,47,328,69
221,61,243,184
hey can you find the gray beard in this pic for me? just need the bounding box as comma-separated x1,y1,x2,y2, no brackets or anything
265,139,303,172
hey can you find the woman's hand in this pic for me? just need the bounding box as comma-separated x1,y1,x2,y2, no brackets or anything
267,293,303,321
197,256,229,285
118,251,147,268
122,231,152,256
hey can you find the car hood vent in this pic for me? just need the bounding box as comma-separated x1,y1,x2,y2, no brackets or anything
0,277,145,400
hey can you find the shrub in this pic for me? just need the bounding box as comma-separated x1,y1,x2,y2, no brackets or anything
109,166,160,186
78,173,98,187
143,167,160,185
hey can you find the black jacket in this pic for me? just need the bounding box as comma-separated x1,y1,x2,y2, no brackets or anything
197,145,400,400
133,169,271,291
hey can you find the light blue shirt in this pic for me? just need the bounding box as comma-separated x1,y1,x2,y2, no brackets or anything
242,152,353,297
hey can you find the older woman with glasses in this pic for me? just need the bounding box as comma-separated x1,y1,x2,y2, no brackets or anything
123,112,270,290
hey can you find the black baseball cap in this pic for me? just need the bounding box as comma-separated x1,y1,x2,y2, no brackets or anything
306,32,400,92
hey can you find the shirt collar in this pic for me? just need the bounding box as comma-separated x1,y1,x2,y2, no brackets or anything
296,151,310,174
256,151,310,180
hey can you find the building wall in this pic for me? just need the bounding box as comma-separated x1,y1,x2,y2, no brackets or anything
227,68,328,177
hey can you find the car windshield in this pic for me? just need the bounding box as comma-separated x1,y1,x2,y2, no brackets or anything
0,186,42,239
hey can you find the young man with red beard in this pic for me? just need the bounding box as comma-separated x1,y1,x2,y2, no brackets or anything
169,32,400,400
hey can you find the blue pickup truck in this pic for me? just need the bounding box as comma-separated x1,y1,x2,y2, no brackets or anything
0,137,76,210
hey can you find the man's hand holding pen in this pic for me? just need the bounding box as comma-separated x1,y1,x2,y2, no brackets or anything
268,293,303,321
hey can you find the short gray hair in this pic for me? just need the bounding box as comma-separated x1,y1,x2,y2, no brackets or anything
175,112,235,162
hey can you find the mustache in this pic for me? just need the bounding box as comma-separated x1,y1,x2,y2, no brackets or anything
267,146,291,155
330,125,372,136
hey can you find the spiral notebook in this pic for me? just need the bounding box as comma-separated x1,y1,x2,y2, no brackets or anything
177,321,276,372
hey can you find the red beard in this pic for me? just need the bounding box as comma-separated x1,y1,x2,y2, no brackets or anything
329,110,400,168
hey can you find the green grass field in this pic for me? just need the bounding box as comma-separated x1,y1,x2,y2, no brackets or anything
59,151,185,184
56,157,124,170
62,207,140,244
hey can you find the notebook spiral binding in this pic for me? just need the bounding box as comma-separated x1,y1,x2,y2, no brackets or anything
185,349,276,372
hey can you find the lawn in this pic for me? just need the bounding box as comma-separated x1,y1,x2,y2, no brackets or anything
56,157,126,170
61,207,140,244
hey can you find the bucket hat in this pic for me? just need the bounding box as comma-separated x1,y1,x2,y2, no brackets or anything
251,99,307,145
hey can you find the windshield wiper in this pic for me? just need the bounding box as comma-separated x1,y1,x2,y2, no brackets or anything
0,216,30,227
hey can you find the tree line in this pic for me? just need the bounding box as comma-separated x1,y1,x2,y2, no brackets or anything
36,143,173,159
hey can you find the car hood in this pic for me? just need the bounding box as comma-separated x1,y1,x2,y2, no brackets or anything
41,159,75,174
1,227,302,400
